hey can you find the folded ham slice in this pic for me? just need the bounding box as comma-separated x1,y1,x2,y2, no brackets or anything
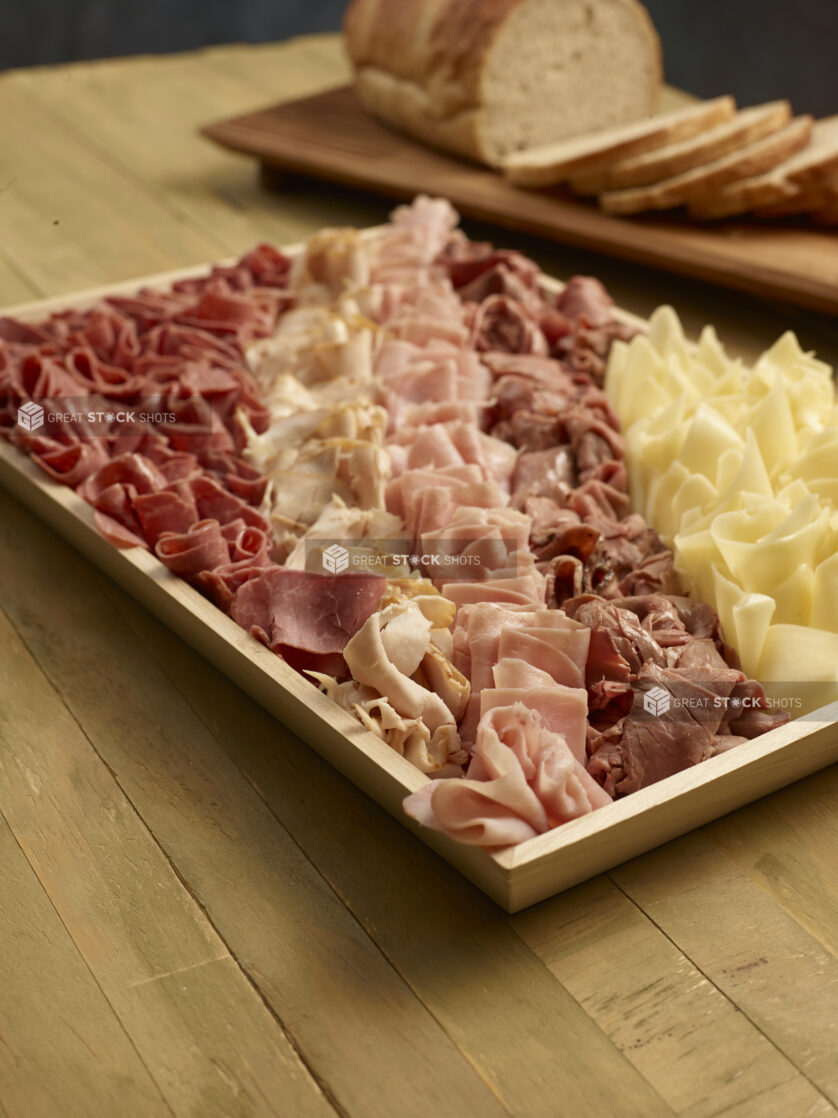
481,684,589,766
403,702,611,847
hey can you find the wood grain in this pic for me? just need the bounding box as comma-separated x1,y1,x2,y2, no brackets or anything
105,569,838,1118
612,835,838,1107
0,811,167,1118
204,85,838,316
91,549,675,1118
702,770,838,959
0,599,335,1118
2,41,370,275
0,82,216,296
0,488,513,1118
511,876,835,1117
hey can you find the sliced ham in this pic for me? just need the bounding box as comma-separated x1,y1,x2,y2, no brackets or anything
497,627,589,691
481,685,588,765
403,702,610,848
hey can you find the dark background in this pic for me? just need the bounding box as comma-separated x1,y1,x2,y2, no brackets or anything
1,0,836,116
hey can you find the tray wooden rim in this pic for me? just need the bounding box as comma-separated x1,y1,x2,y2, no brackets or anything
2,249,837,912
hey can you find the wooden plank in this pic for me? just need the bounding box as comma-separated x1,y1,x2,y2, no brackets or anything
0,811,168,1118
203,85,838,316
611,835,838,1108
0,251,40,305
702,769,838,960
5,43,378,266
710,1082,834,1118
0,487,515,1118
510,875,834,1117
0,599,336,1118
59,577,682,1115
0,79,218,294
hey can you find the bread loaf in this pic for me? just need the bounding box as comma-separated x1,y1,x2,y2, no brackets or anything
344,0,662,167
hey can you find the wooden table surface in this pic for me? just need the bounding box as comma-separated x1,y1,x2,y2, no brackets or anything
1,33,837,1118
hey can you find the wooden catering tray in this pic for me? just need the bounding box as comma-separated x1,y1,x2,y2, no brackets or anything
2,253,837,912
203,86,838,317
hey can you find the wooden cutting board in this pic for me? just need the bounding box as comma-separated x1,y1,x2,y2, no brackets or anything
203,86,838,316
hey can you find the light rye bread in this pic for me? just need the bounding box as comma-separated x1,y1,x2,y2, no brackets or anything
757,174,837,217
344,0,663,167
689,118,838,219
811,197,838,224
503,96,733,186
755,187,830,218
600,115,814,215
570,101,790,194
784,115,838,184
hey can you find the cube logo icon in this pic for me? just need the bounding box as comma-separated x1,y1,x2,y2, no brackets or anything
643,685,671,717
322,544,349,574
17,401,44,432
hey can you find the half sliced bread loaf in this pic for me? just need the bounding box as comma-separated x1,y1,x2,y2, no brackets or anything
689,117,838,219
600,116,814,214
345,0,662,167
571,101,791,193
502,96,734,185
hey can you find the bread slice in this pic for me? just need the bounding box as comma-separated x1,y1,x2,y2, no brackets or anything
811,196,838,224
571,101,790,194
689,118,838,219
502,96,734,185
600,116,814,215
755,186,829,217
784,115,838,184
345,0,663,167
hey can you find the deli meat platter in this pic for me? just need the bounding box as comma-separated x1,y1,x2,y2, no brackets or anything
2,202,837,912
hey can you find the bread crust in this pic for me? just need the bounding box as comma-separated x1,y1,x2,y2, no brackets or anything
505,96,733,187
573,101,789,194
345,0,522,116
688,121,838,220
344,0,662,164
600,117,814,215
354,66,485,162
